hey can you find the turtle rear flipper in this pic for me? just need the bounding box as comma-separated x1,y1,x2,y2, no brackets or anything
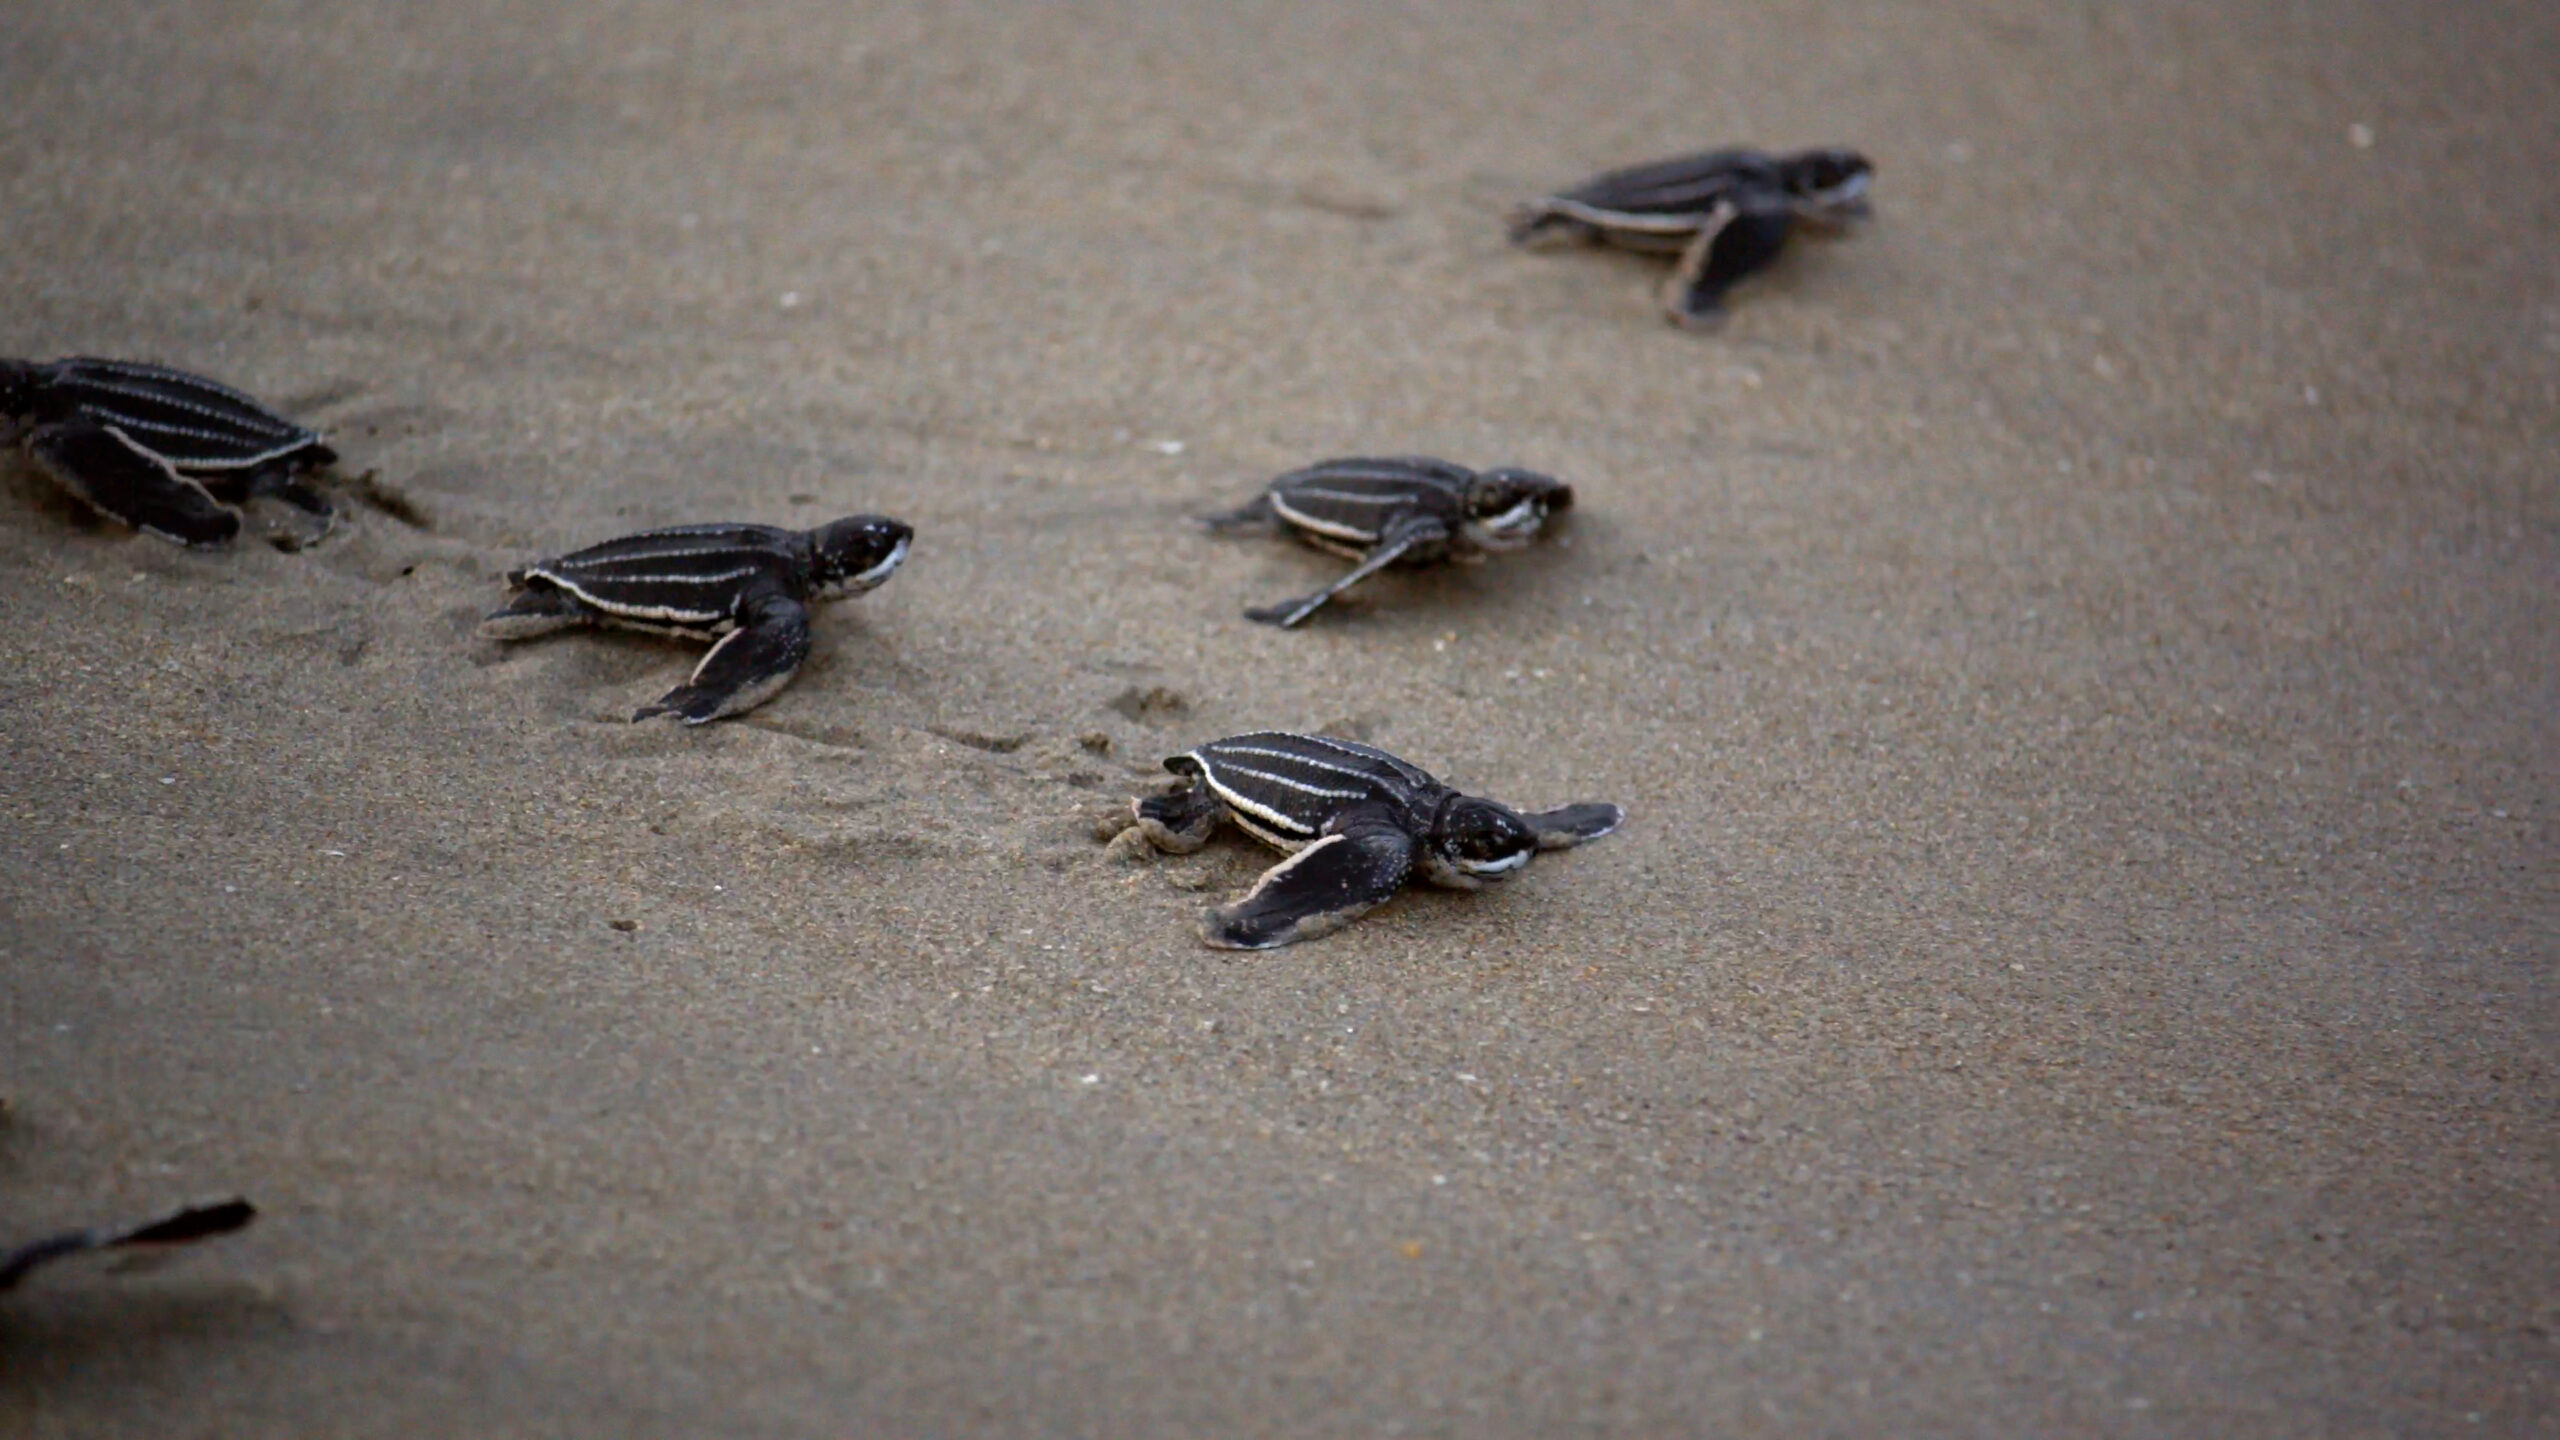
1245,512,1449,628
1506,208,1602,249
635,591,812,724
1204,806,1417,950
1522,802,1625,850
479,583,599,640
30,419,240,547
1662,199,1797,328
1134,782,1225,853
1199,491,1277,532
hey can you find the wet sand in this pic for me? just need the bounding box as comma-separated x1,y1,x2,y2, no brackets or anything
2,1,2553,1434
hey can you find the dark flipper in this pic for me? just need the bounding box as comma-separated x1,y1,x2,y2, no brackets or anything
0,1196,257,1294
478,583,599,640
28,419,240,546
230,460,342,550
1199,490,1277,532
1135,782,1226,853
635,590,812,724
1661,198,1796,327
236,461,338,516
1204,804,1418,950
1521,802,1625,850
1245,513,1450,628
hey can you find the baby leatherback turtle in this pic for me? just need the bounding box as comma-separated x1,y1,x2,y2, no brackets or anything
0,356,340,546
1,1196,256,1295
1108,731,1623,949
481,515,913,724
1509,147,1874,326
1204,456,1572,627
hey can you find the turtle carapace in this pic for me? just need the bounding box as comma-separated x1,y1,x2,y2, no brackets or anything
1509,147,1873,326
0,357,340,546
480,515,913,724
1107,731,1622,949
1204,456,1572,627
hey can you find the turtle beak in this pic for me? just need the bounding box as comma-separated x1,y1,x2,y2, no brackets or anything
1472,496,1552,549
1454,847,1534,880
847,531,911,590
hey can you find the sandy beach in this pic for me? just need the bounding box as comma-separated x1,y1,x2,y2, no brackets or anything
3,0,2553,1433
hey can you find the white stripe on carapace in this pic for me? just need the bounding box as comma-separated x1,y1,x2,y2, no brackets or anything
85,410,312,469
75,374,292,426
537,572,746,625
1268,491,1386,544
553,565,761,591
1200,769,1322,841
1235,733,1435,789
1228,809,1316,853
576,545,772,566
1210,741,1394,788
1217,761,1369,804
1541,198,1705,232
67,363,269,404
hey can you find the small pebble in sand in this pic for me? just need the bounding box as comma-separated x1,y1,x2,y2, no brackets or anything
2347,123,2375,149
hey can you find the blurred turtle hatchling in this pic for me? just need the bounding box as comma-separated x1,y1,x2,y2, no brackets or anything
481,515,913,724
1,356,343,546
1509,146,1873,326
1203,456,1572,627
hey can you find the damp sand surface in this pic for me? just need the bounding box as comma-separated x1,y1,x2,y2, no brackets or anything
3,2,2554,1434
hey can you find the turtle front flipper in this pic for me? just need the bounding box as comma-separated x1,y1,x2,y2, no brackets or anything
1203,804,1418,950
1662,198,1796,328
1520,802,1625,850
634,590,813,724
1245,513,1450,628
478,583,600,640
28,419,240,546
1134,781,1226,853
1,1196,256,1294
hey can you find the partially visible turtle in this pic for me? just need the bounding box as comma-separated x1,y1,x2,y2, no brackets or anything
481,515,914,724
1,1196,256,1294
0,356,340,546
1509,147,1874,326
1203,456,1573,627
1105,730,1623,949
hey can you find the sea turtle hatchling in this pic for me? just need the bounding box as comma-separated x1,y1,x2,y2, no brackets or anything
481,515,913,724
1509,147,1874,326
1203,456,1573,627
0,356,342,546
1106,731,1623,949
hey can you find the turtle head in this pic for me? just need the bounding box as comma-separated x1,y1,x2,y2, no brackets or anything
1431,796,1542,882
1780,149,1874,224
807,514,914,598
1461,467,1572,551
